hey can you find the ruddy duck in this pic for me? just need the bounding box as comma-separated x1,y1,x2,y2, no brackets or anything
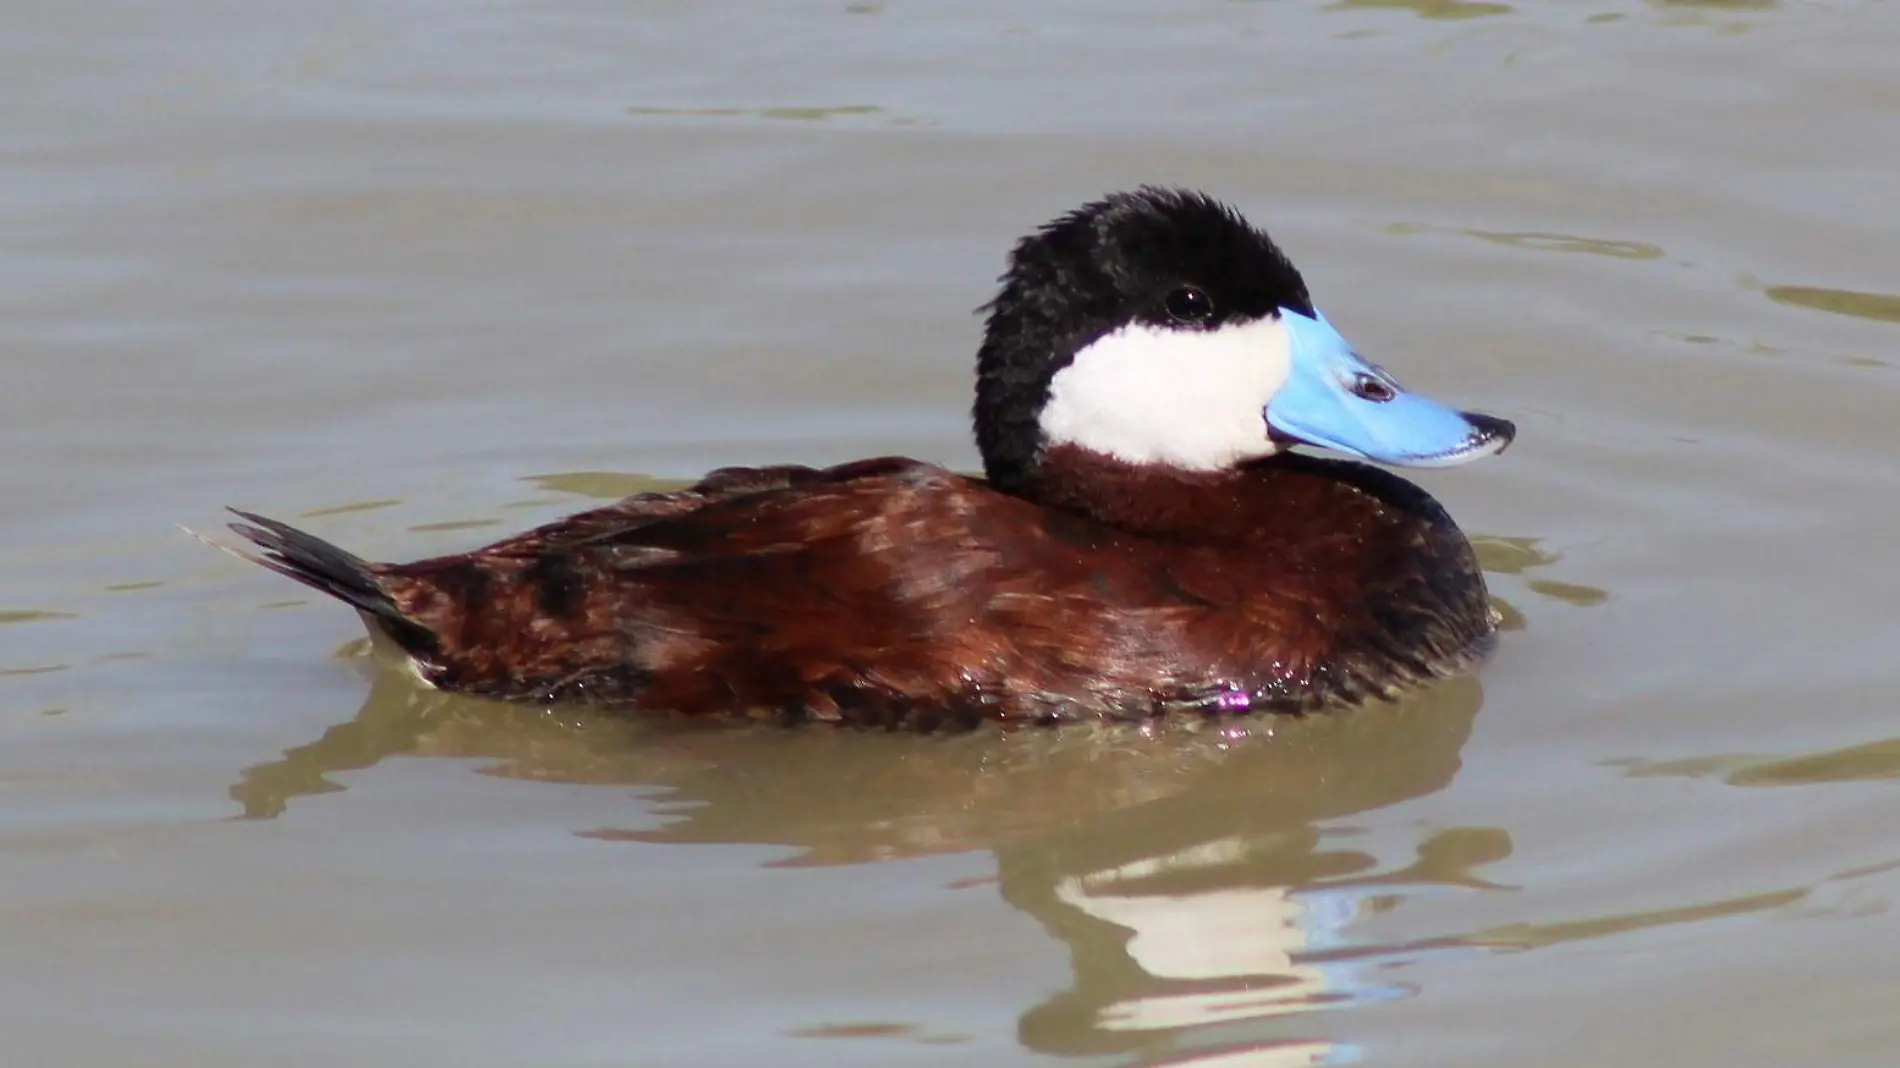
219,187,1514,729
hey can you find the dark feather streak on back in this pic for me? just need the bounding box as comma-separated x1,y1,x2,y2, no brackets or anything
526,554,586,619
428,561,493,614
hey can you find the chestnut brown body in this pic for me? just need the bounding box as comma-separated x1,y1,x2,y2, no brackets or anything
230,447,1493,728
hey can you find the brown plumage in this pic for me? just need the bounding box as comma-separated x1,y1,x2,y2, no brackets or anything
220,187,1513,729
225,447,1491,728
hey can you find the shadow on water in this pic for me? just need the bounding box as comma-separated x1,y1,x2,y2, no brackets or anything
234,659,1501,1064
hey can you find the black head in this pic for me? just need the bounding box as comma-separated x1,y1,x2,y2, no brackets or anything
970,187,1513,494
973,187,1317,493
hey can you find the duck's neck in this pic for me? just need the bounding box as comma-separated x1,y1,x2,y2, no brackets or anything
1014,442,1473,553
1015,444,1276,540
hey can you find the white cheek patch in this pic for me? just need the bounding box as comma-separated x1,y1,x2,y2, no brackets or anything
1039,316,1293,470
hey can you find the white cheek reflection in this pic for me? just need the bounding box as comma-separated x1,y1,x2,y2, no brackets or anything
1053,836,1396,1066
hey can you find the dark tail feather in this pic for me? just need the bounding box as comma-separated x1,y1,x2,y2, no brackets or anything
223,509,440,659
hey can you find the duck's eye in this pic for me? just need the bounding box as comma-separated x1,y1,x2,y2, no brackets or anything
1350,372,1397,403
1163,286,1215,325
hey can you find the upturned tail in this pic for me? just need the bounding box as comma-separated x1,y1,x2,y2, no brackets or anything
222,509,440,660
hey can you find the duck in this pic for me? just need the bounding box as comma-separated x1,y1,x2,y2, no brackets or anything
217,186,1515,730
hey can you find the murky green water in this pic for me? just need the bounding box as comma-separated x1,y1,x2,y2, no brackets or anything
6,1,1900,1064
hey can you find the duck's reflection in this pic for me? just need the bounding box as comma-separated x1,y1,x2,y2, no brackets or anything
234,657,1502,1065
992,680,1501,1064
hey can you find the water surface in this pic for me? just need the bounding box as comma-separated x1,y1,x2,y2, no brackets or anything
6,1,1900,1065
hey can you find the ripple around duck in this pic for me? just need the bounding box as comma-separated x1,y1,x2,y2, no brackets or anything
1765,284,1900,325
1327,0,1515,20
1385,221,1668,261
0,610,77,625
1620,736,1900,788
